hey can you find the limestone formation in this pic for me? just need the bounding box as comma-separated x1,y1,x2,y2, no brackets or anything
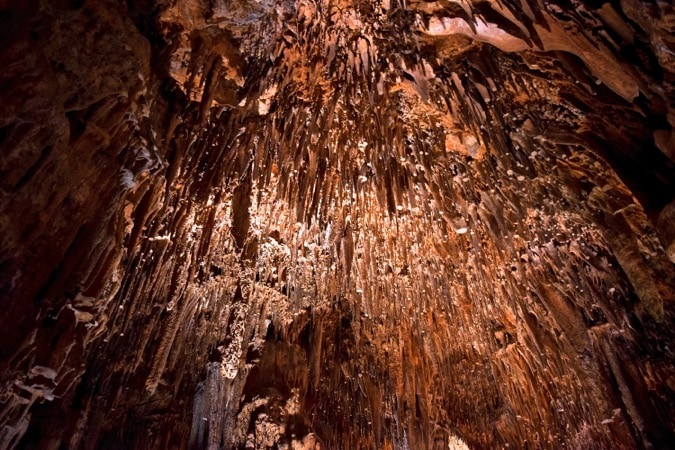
1,0,674,449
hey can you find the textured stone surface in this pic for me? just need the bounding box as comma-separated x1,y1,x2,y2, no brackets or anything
1,0,674,449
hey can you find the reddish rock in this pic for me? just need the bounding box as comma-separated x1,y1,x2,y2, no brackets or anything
1,0,674,449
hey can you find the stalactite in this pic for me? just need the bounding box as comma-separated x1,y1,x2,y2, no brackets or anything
1,0,674,449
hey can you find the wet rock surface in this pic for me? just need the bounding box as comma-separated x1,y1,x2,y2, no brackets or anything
1,0,674,449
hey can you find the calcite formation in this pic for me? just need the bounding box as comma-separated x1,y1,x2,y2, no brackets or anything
1,0,674,449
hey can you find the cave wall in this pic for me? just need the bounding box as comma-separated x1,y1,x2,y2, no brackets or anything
1,0,674,449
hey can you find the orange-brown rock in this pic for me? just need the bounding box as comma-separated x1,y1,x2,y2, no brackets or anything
1,0,674,449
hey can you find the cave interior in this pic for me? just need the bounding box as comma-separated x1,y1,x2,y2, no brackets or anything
1,0,675,449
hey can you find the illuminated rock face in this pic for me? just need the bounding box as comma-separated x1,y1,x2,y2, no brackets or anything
1,1,674,449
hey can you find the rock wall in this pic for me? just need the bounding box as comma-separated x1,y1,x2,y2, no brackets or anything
1,0,674,449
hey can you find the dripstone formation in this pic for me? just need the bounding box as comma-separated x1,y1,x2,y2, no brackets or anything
1,0,674,449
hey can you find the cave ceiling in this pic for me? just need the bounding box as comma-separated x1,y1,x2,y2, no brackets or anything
0,0,674,449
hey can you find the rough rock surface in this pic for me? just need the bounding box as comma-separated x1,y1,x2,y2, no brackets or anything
1,0,674,449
